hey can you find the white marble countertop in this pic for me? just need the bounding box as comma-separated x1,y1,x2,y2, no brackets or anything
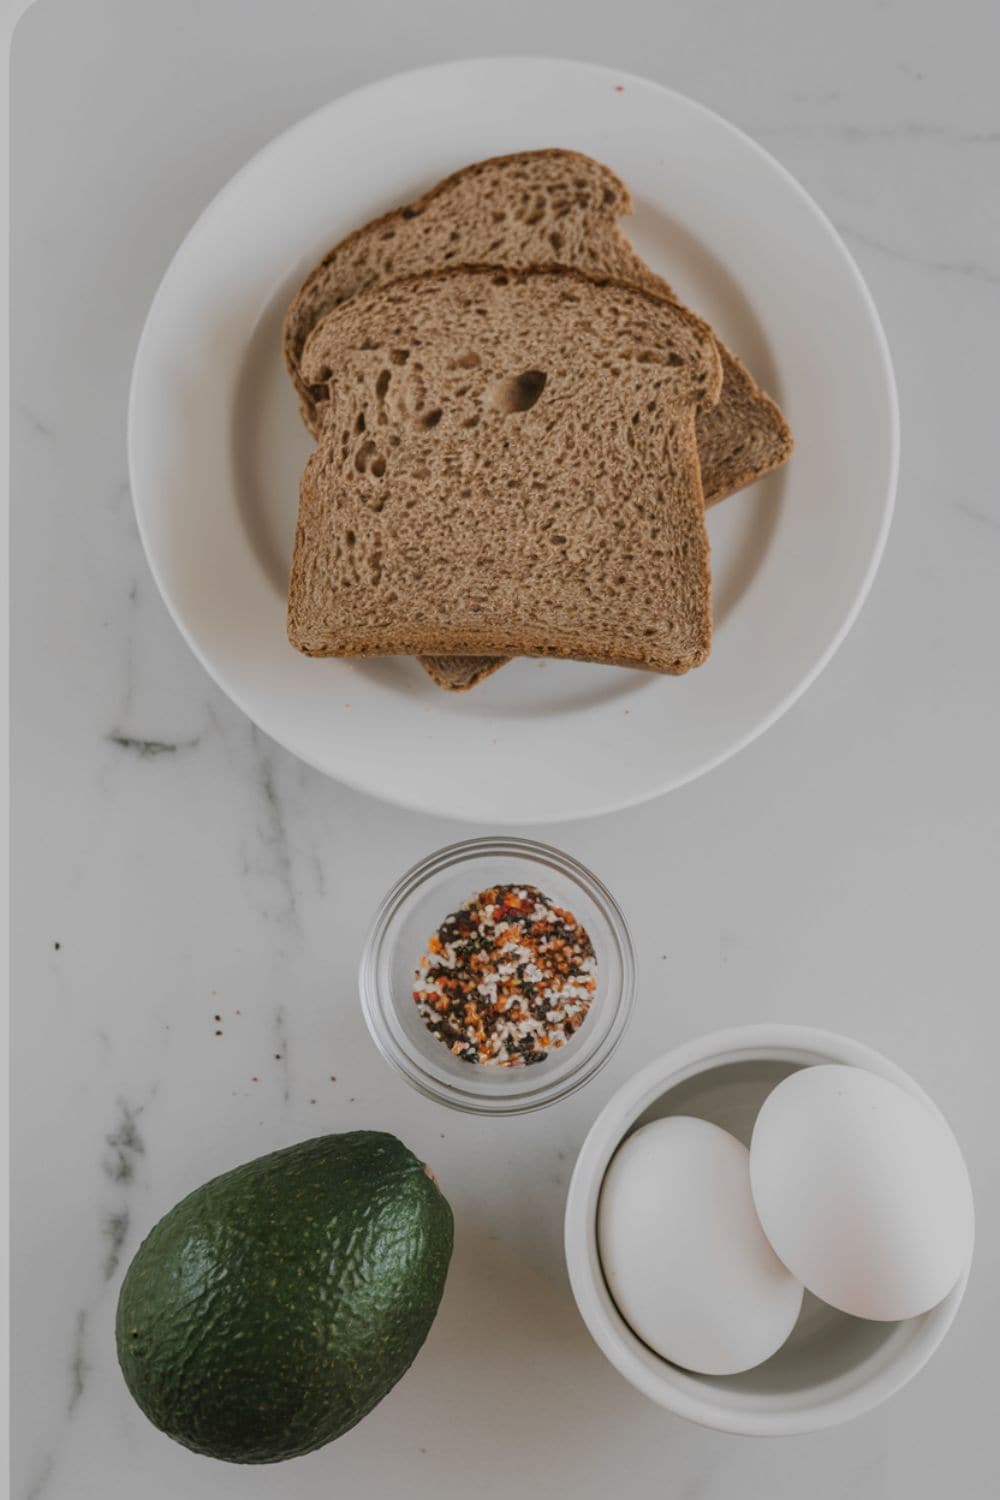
10,1,999,1496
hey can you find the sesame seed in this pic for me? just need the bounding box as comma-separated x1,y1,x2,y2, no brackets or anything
412,884,596,1067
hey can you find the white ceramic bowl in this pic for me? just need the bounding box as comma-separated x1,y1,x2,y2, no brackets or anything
564,1025,971,1435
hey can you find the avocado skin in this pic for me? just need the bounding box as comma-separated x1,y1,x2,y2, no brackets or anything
115,1131,453,1463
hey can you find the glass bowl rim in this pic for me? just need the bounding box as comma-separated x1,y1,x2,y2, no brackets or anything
358,835,637,1116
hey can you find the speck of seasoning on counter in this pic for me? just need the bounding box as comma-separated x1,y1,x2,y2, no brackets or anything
413,883,597,1067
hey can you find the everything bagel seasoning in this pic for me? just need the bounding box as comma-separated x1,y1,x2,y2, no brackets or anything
413,884,596,1066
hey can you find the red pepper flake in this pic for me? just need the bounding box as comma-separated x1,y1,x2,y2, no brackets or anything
413,884,596,1067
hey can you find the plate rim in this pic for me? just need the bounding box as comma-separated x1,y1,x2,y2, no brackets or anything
127,54,900,823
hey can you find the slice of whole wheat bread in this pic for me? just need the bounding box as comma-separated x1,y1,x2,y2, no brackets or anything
289,267,721,673
283,149,791,690
284,150,791,504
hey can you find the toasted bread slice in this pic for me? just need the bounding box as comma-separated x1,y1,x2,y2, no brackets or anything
284,150,791,505
289,267,721,674
284,150,791,689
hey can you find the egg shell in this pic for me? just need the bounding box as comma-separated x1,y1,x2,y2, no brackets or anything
749,1065,974,1323
597,1116,804,1377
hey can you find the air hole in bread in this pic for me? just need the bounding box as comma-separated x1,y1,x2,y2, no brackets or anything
488,369,548,414
422,408,443,429
355,412,366,433
375,370,391,400
371,456,386,478
549,230,564,252
354,441,377,473
390,348,410,365
315,365,332,382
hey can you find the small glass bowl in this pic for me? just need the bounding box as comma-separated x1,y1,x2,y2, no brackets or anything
359,837,636,1115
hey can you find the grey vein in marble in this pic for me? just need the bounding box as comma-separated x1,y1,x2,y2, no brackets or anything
114,579,139,721
102,1209,131,1281
248,723,300,931
240,724,304,1102
23,1456,54,1500
294,758,328,898
761,120,1000,146
107,732,202,758
839,222,1000,288
14,400,56,440
956,499,1000,529
109,477,133,517
103,1099,145,1184
68,1311,88,1414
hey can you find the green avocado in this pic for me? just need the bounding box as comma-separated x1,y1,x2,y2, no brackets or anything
115,1131,453,1463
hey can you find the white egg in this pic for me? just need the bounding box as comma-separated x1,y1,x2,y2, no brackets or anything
597,1116,804,1376
750,1065,974,1322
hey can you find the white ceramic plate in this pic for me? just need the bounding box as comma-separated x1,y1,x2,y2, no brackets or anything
129,57,897,823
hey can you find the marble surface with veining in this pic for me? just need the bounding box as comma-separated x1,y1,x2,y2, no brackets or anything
10,1,1000,1496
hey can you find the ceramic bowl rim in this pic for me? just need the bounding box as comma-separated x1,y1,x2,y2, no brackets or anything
563,1023,972,1435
